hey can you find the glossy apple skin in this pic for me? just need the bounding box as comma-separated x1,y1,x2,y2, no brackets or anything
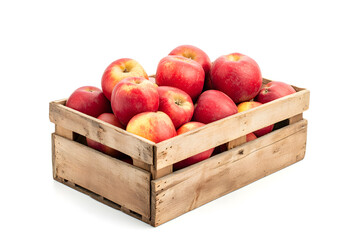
86,113,127,158
210,53,262,103
66,86,112,118
173,122,214,171
126,111,177,143
193,90,238,124
111,77,159,126
158,86,194,129
169,45,211,76
156,55,205,101
237,101,274,137
255,81,296,104
101,58,148,100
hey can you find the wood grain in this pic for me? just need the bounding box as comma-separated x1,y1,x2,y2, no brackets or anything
52,133,151,218
49,100,155,165
155,90,310,169
151,119,308,226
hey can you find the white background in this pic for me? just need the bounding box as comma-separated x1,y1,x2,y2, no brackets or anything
1,0,359,239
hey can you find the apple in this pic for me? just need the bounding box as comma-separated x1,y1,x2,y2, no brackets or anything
111,77,159,126
158,86,194,129
255,81,296,104
86,113,127,158
155,55,205,101
237,101,274,137
101,58,148,100
210,53,262,103
148,76,156,84
126,111,177,143
66,86,111,118
193,90,238,124
173,122,214,171
203,72,213,91
169,45,212,92
246,132,257,142
169,44,211,76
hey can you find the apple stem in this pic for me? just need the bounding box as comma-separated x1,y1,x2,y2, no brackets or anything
175,99,182,105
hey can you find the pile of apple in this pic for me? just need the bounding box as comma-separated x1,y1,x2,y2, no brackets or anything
66,45,296,170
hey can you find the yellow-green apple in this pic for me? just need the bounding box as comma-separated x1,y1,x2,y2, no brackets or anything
156,55,205,101
193,90,238,124
111,77,159,126
126,111,177,143
246,132,257,142
237,101,274,137
66,86,111,118
255,81,296,104
101,58,148,100
158,86,194,129
86,113,126,158
210,53,262,103
173,122,214,171
169,44,212,90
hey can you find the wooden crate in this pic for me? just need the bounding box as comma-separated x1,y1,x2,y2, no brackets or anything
49,78,310,227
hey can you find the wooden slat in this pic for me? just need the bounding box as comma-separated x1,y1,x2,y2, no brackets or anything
55,176,151,224
52,133,151,218
151,119,308,226
226,135,246,150
49,100,155,165
289,113,303,124
55,125,73,140
155,89,310,169
133,159,173,180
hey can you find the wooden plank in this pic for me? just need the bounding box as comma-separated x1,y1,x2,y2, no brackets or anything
155,90,310,169
54,176,151,224
289,113,303,124
133,159,173,180
151,119,308,226
226,135,246,150
152,165,173,179
49,100,155,165
52,133,151,218
55,125,73,140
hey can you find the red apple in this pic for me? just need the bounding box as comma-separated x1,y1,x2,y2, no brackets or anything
203,71,213,91
173,122,214,171
126,111,177,143
193,90,238,124
237,101,274,137
210,53,262,103
111,77,159,126
66,86,111,118
255,81,296,104
158,86,194,129
156,55,205,101
246,132,257,142
169,45,211,77
101,58,148,100
86,113,127,158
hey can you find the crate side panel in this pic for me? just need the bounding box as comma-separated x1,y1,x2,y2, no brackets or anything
49,101,154,165
155,90,310,169
53,134,151,218
151,119,307,226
